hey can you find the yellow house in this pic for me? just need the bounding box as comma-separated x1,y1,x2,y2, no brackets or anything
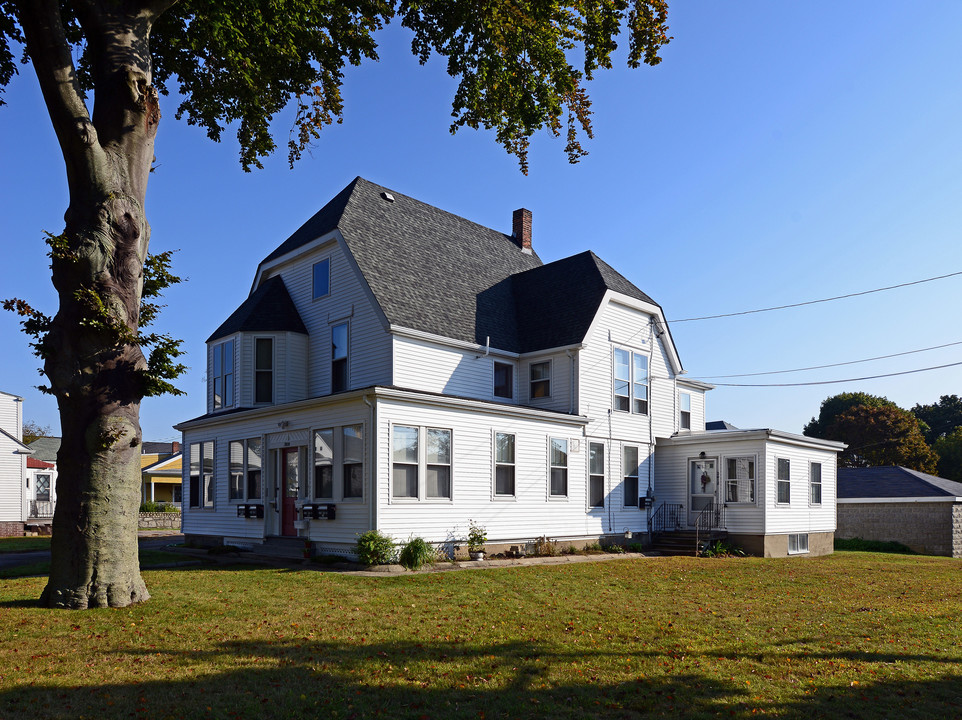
141,442,183,505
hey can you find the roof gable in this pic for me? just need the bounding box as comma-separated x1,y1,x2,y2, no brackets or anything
208,275,307,342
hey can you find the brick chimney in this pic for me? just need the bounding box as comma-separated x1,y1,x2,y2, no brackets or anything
171,441,180,454
512,208,532,253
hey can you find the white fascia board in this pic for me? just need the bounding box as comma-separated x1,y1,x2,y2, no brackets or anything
375,386,589,425
174,388,372,431
0,428,32,454
658,429,846,452
586,290,685,376
677,377,715,391
251,228,341,292
390,325,520,359
838,496,962,504
519,343,586,358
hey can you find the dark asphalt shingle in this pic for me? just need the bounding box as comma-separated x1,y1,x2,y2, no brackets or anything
838,466,962,498
208,276,307,342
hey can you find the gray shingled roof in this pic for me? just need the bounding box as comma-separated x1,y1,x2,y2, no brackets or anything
838,466,962,498
249,177,661,353
208,275,307,342
28,436,61,462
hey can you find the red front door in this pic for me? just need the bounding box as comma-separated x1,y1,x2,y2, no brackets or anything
281,447,299,536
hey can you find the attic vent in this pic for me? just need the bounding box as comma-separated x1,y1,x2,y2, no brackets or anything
381,192,395,203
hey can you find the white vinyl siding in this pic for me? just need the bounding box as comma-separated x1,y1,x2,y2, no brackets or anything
0,393,25,522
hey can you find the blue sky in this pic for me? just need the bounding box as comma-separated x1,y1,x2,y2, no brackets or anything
2,1,961,442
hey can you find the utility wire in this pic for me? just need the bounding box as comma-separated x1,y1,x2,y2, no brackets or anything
668,270,962,323
690,340,962,379
709,360,962,387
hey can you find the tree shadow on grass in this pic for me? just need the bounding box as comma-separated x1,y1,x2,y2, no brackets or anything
2,636,960,719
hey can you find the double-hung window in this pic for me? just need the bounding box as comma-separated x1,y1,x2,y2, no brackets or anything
212,340,234,409
613,348,648,414
229,438,263,501
254,338,273,403
313,258,330,299
549,437,568,497
589,442,605,507
391,425,451,500
530,361,551,399
494,432,516,497
343,425,364,499
189,441,214,508
392,425,419,498
679,392,691,430
314,428,334,500
494,362,514,399
777,458,791,504
810,462,822,505
331,323,349,392
623,446,639,507
725,456,755,503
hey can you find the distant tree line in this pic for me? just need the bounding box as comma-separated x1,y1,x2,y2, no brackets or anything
803,392,962,480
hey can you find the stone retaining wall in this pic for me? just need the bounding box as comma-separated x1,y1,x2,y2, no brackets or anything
139,512,182,530
837,501,961,557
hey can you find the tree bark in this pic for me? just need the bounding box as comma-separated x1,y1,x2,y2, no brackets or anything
16,0,166,608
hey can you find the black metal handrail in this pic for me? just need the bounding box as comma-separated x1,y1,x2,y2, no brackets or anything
694,501,726,553
649,502,684,541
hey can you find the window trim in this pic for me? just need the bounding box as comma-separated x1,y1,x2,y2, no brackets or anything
548,436,568,499
313,427,335,501
809,461,822,506
188,440,215,510
679,392,691,430
530,360,551,400
612,347,649,415
623,445,640,509
493,430,516,500
389,424,452,503
776,457,791,505
212,340,235,410
493,361,514,399
229,437,264,503
425,427,452,501
724,455,757,505
588,441,605,508
312,258,331,300
341,424,365,501
253,336,274,405
788,533,809,555
35,473,51,502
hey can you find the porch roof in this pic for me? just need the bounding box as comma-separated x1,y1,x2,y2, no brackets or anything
657,428,845,452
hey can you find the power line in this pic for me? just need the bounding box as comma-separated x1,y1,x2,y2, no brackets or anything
708,360,962,387
668,270,962,323
690,340,962,379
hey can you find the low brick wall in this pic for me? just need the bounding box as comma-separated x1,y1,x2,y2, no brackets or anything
0,521,24,537
837,501,961,557
139,511,182,530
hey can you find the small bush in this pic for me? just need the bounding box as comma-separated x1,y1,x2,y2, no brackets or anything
532,535,557,556
354,530,397,566
398,537,436,571
140,501,181,513
700,540,746,558
467,521,487,551
834,537,916,554
560,544,579,555
601,542,626,554
583,542,604,554
628,542,645,553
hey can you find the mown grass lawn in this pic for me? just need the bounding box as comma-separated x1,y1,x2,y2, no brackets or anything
1,552,959,719
0,536,52,553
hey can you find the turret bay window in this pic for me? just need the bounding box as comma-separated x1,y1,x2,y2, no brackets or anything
725,456,755,503
494,432,516,496
254,338,273,404
809,462,822,505
549,437,568,497
392,425,419,498
212,340,234,409
331,323,349,392
613,348,648,414
314,428,334,499
189,441,214,508
777,458,791,504
230,438,263,501
343,425,364,499
589,442,605,507
623,446,639,507
494,362,513,399
679,392,691,430
530,361,551,399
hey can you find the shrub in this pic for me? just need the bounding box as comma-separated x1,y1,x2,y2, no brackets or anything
627,542,645,553
398,537,436,571
467,520,487,551
532,535,557,556
354,530,397,566
834,537,916,554
140,500,161,513
601,542,626,554
700,540,746,558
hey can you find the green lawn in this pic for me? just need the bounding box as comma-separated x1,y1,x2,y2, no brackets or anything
0,550,191,579
0,536,51,553
0,552,959,719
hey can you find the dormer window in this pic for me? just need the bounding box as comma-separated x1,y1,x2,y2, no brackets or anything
313,258,330,299
530,361,550,399
494,362,513,399
254,338,273,403
212,340,234,409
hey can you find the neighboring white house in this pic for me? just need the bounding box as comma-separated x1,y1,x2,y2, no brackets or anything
175,178,842,558
0,390,33,536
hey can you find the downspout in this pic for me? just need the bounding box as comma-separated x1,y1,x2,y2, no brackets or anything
363,394,377,533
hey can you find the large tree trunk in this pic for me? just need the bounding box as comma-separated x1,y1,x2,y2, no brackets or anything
16,1,165,608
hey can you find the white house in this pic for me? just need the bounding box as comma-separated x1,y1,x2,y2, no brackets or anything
176,178,841,558
0,390,33,536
